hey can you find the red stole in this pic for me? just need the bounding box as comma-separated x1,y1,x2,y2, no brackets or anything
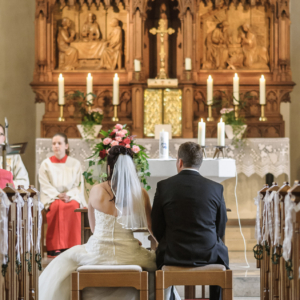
0,169,14,189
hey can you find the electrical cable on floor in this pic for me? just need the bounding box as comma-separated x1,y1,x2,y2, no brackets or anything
234,170,250,269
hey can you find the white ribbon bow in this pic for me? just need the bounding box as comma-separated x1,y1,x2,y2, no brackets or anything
14,193,24,262
254,191,263,245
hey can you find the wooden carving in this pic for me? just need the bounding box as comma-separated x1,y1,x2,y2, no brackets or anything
32,0,294,139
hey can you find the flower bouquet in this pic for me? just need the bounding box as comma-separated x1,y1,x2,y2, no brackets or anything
83,124,151,194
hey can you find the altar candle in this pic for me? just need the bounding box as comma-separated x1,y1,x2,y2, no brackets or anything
233,73,239,105
260,75,266,105
217,118,225,147
86,73,93,105
185,58,192,71
113,73,119,105
159,129,169,159
198,118,206,146
207,75,213,105
58,73,64,105
134,59,141,72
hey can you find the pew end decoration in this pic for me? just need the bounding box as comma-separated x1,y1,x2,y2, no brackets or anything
83,124,151,195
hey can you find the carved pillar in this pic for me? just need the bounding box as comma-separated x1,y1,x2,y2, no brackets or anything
131,85,144,137
37,11,47,81
183,9,193,77
182,85,194,138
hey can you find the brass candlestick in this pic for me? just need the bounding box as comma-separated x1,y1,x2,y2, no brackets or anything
234,105,239,120
58,105,65,122
112,105,119,122
207,105,214,121
135,72,140,81
259,104,267,122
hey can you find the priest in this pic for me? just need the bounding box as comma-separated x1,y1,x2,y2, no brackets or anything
0,124,30,188
39,132,87,257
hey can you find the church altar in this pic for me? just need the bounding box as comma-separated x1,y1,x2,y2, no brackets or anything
35,137,290,183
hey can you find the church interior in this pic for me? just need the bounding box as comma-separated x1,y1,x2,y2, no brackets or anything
0,0,300,299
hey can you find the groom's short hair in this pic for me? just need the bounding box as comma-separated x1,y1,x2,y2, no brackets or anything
178,142,203,169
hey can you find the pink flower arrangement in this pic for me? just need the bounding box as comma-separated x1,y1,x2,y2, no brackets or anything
103,138,112,145
116,131,126,138
111,141,119,147
114,124,123,130
125,144,130,148
115,136,122,142
132,145,140,153
220,108,234,114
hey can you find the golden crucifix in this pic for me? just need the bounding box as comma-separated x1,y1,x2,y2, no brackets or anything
150,19,175,79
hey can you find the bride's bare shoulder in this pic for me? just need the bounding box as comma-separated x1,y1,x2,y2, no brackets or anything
89,182,111,202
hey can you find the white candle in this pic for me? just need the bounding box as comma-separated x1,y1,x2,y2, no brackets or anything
198,118,206,146
185,58,192,71
233,73,239,105
207,75,213,105
86,73,93,105
134,59,141,72
113,73,119,105
58,73,64,105
159,129,169,159
217,118,225,147
260,75,266,105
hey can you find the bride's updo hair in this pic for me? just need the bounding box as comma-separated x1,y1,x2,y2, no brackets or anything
107,145,134,181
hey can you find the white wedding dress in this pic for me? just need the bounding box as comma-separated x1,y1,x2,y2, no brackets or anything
39,209,179,300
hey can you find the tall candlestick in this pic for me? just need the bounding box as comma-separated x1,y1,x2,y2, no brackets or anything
58,73,64,105
217,118,225,146
260,75,266,105
134,59,141,72
233,73,239,105
113,73,119,105
207,75,213,105
185,58,192,71
159,129,169,159
86,73,93,105
198,118,206,146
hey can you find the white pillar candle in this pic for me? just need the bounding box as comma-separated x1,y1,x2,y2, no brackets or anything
185,58,192,71
260,75,266,105
207,75,213,105
198,118,206,146
233,73,239,105
159,129,169,159
113,73,119,105
217,118,225,147
58,73,65,105
86,73,93,105
134,59,141,72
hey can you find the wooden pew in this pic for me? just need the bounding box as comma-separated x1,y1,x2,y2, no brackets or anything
17,186,30,300
258,184,269,300
278,182,291,300
288,181,300,300
3,185,18,300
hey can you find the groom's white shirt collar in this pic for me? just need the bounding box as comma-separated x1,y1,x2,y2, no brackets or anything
182,168,199,173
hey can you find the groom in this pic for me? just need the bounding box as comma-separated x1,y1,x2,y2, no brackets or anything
151,142,229,300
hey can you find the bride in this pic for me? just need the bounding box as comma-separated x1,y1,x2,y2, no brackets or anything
39,145,179,300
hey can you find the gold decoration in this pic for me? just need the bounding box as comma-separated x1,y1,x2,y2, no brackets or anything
144,89,163,137
144,89,182,137
149,19,175,79
163,89,182,137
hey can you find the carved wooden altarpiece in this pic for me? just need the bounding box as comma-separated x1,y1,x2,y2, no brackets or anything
32,0,294,138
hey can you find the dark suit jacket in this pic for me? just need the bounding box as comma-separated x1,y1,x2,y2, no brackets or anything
151,169,229,269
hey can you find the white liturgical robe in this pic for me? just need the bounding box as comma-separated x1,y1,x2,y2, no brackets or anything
0,154,30,188
39,156,87,209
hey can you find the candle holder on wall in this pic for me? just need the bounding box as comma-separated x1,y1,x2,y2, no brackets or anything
213,146,227,159
207,105,214,122
259,104,267,122
200,146,207,159
112,105,119,122
58,105,65,122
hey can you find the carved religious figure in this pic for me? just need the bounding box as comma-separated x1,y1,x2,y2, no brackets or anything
57,17,78,70
81,13,101,42
240,23,269,68
99,18,122,70
203,21,229,69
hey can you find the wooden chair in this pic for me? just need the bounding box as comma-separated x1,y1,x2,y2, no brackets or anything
156,265,233,300
71,265,148,300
